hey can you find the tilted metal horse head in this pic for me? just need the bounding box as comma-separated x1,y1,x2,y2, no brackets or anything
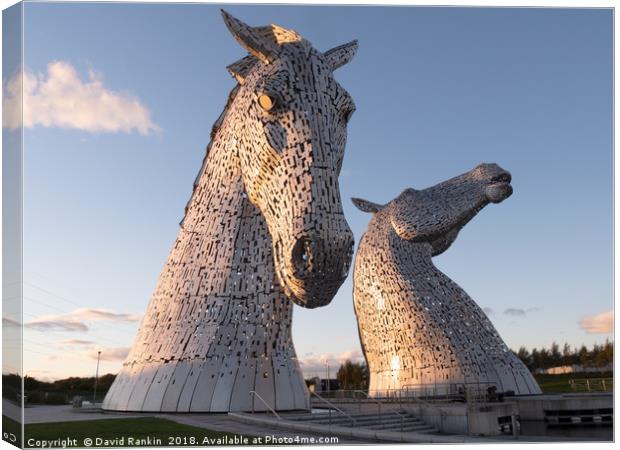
103,11,358,413
352,163,541,395
354,163,513,255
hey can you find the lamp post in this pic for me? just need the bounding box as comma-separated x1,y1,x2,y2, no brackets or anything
325,360,330,395
93,351,101,403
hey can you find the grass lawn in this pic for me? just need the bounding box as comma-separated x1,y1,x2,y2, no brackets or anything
4,416,256,448
534,373,613,394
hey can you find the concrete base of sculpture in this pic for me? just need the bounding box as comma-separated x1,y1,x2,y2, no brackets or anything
103,358,309,412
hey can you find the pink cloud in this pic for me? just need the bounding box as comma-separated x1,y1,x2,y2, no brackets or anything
579,310,613,334
25,308,141,333
3,61,159,135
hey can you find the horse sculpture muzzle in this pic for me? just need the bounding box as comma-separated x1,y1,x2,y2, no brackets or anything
485,169,513,203
285,226,354,308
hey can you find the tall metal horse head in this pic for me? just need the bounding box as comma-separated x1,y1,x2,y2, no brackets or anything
220,11,357,308
103,11,358,413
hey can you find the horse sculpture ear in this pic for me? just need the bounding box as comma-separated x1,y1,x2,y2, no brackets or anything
226,55,259,84
352,197,384,214
324,40,359,71
221,10,279,64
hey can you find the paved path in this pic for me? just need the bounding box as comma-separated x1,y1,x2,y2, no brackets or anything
2,399,21,422
2,401,374,444
160,413,375,444
5,401,146,425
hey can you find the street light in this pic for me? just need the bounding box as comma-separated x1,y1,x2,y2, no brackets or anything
93,351,101,404
325,360,330,395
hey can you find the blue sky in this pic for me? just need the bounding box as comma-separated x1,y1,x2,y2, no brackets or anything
6,3,613,380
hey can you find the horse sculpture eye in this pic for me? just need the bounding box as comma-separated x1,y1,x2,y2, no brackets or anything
258,93,277,112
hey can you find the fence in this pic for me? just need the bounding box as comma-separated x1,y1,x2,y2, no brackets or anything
568,378,613,393
317,382,499,403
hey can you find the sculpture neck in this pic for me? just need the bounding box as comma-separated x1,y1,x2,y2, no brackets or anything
367,212,436,266
181,129,244,227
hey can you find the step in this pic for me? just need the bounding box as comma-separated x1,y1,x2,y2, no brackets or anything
371,422,437,433
336,416,420,426
312,414,414,426
370,418,426,428
313,419,424,429
282,410,437,435
283,413,336,421
367,420,428,430
329,412,411,418
336,412,413,422
298,412,408,422
285,412,370,422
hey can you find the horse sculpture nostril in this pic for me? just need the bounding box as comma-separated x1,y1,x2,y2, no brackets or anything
290,232,354,283
491,172,512,184
341,252,352,278
291,237,314,279
340,237,354,278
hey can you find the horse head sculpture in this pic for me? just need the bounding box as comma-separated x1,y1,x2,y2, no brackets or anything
352,163,541,395
103,11,359,413
353,163,512,256
221,11,356,308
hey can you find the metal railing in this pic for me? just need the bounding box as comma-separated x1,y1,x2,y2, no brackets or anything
310,391,357,427
249,391,281,420
310,389,457,434
401,381,498,403
351,390,408,433
312,383,505,432
317,382,498,404
569,378,613,392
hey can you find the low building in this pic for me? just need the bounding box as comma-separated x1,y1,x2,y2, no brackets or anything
308,378,340,393
538,364,613,375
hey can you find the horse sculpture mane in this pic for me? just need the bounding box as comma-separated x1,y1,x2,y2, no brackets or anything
352,163,541,396
103,10,358,413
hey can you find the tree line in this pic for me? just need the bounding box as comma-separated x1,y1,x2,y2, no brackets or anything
3,373,117,404
515,340,613,372
333,341,613,391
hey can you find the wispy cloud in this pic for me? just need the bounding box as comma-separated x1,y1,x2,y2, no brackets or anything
502,307,541,318
299,349,364,377
482,307,494,316
3,61,159,135
66,309,141,322
62,341,129,361
503,308,526,317
27,319,88,332
25,308,141,333
62,339,96,346
90,347,130,361
3,316,20,327
579,310,613,334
